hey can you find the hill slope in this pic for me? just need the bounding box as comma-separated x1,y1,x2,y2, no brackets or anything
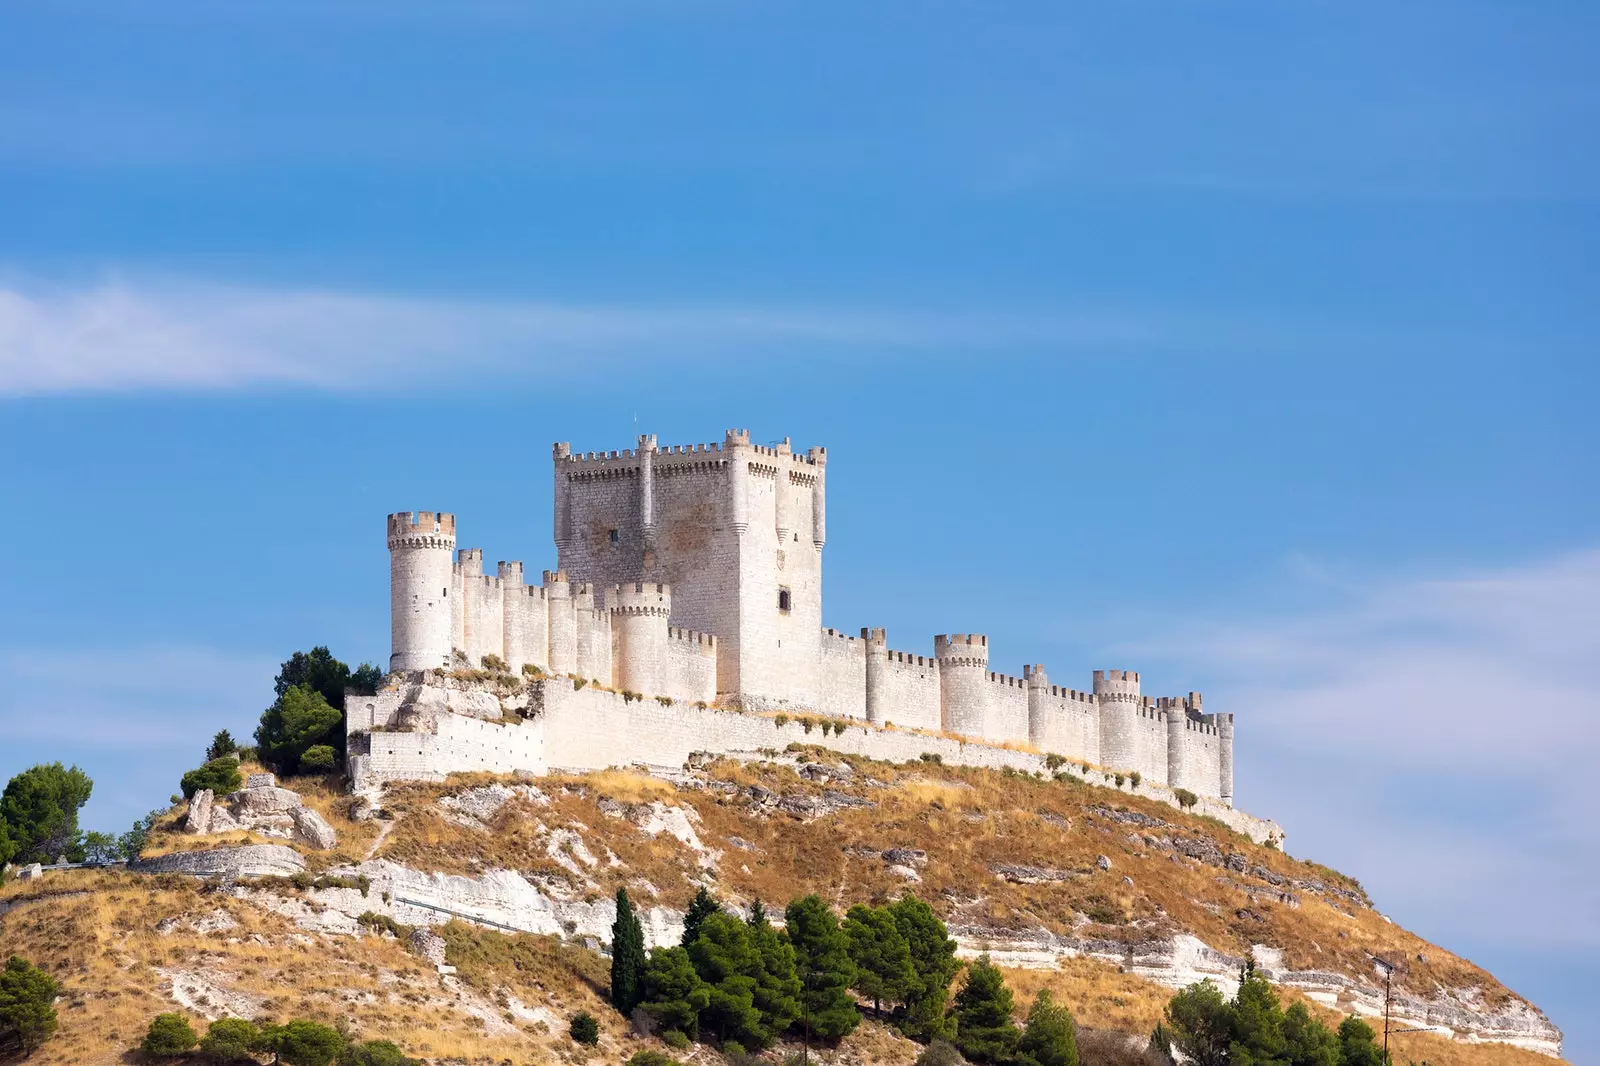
0,749,1563,1064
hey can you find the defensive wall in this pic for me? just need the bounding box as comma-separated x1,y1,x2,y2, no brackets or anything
345,673,1280,846
385,426,1237,808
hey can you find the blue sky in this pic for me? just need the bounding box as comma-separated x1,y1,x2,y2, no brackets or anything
1,1,1596,1058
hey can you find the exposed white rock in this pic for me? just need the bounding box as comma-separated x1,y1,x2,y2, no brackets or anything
157,967,264,1021
133,845,306,878
292,807,338,850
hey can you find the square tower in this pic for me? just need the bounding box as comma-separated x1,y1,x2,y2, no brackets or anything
552,429,828,710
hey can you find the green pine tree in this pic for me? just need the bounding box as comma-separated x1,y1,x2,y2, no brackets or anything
1337,1016,1387,1066
1016,989,1078,1066
683,886,721,946
687,911,764,1046
1282,1003,1339,1066
611,888,648,1016
843,903,915,1016
889,892,961,1041
1165,979,1232,1066
950,956,1019,1064
1230,962,1288,1066
639,946,710,1040
0,955,62,1056
785,895,860,1041
748,901,802,1041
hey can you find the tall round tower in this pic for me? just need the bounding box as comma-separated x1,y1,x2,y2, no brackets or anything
389,511,456,672
611,582,672,695
862,627,888,725
1218,711,1234,808
1024,664,1051,748
1094,669,1140,773
936,634,990,738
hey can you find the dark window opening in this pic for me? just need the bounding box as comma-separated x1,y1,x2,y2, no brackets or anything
778,588,792,612
608,529,619,544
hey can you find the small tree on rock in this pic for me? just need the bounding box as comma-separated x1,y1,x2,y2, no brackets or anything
949,956,1019,1064
142,1013,199,1057
206,730,239,762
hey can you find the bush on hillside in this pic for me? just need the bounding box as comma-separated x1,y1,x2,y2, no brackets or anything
259,1019,346,1066
570,1011,600,1046
916,1040,968,1066
0,955,62,1056
626,1052,677,1066
198,1017,260,1061
142,1012,199,1056
180,757,243,799
342,1039,418,1066
299,745,337,773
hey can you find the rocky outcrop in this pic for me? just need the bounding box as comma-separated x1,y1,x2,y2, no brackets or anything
184,778,338,851
132,844,306,878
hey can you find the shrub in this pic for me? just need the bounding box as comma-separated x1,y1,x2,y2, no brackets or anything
343,1040,418,1066
1114,773,1126,788
356,911,410,938
695,701,709,709
573,677,588,690
627,1052,677,1066
299,745,337,773
521,663,544,677
1044,754,1065,770
179,757,243,800
916,1040,968,1066
1173,788,1199,810
656,695,674,706
920,752,943,765
481,654,507,672
142,1012,199,1056
0,955,62,1055
569,1011,600,1046
198,1017,259,1061
1128,771,1141,789
263,1019,346,1066
800,717,815,734
773,713,789,728
661,1029,690,1050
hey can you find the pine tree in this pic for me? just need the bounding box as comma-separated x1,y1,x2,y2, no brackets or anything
683,886,721,946
610,888,648,1016
785,895,860,1041
1165,979,1232,1066
687,911,763,1047
949,956,1019,1064
1016,989,1078,1066
843,903,915,1016
1336,1016,1386,1066
889,892,961,1041
1282,1003,1339,1066
748,901,802,1041
0,955,61,1056
1230,962,1288,1066
639,947,710,1041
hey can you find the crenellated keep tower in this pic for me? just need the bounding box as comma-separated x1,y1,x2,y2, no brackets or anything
936,634,990,737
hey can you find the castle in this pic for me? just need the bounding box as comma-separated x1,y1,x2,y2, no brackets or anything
381,428,1236,806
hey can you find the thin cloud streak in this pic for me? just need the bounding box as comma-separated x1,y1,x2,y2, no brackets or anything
1133,549,1600,953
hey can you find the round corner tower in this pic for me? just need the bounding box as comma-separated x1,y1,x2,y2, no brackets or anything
936,634,990,738
389,511,456,672
1094,668,1141,773
1024,664,1051,747
611,581,672,695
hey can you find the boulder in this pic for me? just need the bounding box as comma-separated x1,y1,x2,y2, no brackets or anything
1096,854,1113,871
291,807,338,850
230,786,303,815
882,847,928,868
184,790,215,834
407,927,449,966
246,772,277,789
131,844,306,878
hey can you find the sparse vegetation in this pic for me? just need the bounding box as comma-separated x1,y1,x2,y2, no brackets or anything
1127,772,1141,789
481,654,507,672
774,714,789,728
1044,754,1066,771
180,756,244,799
569,1010,600,1045
141,1012,198,1056
1172,788,1199,810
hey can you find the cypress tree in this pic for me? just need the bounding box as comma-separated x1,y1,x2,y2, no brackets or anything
610,887,648,1015
785,895,859,1041
950,955,1019,1064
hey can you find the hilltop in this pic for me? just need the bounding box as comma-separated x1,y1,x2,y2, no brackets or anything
0,746,1562,1065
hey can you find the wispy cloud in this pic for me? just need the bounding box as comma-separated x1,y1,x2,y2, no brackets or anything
1135,549,1600,953
0,276,1174,397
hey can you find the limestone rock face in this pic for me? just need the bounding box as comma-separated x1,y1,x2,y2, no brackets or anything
246,773,278,789
132,844,306,878
292,808,338,850
407,927,448,966
184,790,216,834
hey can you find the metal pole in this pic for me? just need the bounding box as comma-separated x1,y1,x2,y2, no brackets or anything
1383,966,1392,1064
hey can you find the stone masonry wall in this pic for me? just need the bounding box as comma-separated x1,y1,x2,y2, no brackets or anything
877,649,942,731
816,628,866,720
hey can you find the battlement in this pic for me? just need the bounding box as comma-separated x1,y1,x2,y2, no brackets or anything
822,627,862,646
887,648,934,667
498,561,524,584
1047,686,1097,705
987,671,1026,689
934,633,989,668
667,626,718,650
610,581,672,617
860,627,887,646
456,548,484,574
1093,668,1141,702
387,511,456,548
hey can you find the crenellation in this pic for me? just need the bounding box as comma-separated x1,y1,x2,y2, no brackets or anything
382,427,1242,807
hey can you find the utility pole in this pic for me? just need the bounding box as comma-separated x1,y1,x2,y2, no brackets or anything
1370,954,1396,1064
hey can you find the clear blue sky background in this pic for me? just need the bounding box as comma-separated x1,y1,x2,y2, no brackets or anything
1,2,1596,1059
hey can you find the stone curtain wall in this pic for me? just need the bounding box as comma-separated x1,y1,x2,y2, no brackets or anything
665,627,718,704
876,649,943,731
817,629,867,719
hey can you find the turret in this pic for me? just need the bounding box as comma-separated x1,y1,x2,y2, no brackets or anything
809,446,827,549
936,634,990,738
1094,669,1140,773
638,434,658,554
388,511,456,672
1024,664,1051,747
611,582,672,695
726,427,751,536
862,627,888,724
544,569,575,675
1161,694,1191,790
1218,710,1234,808
552,442,573,557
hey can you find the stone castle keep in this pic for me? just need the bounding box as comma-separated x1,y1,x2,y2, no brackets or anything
375,429,1237,808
